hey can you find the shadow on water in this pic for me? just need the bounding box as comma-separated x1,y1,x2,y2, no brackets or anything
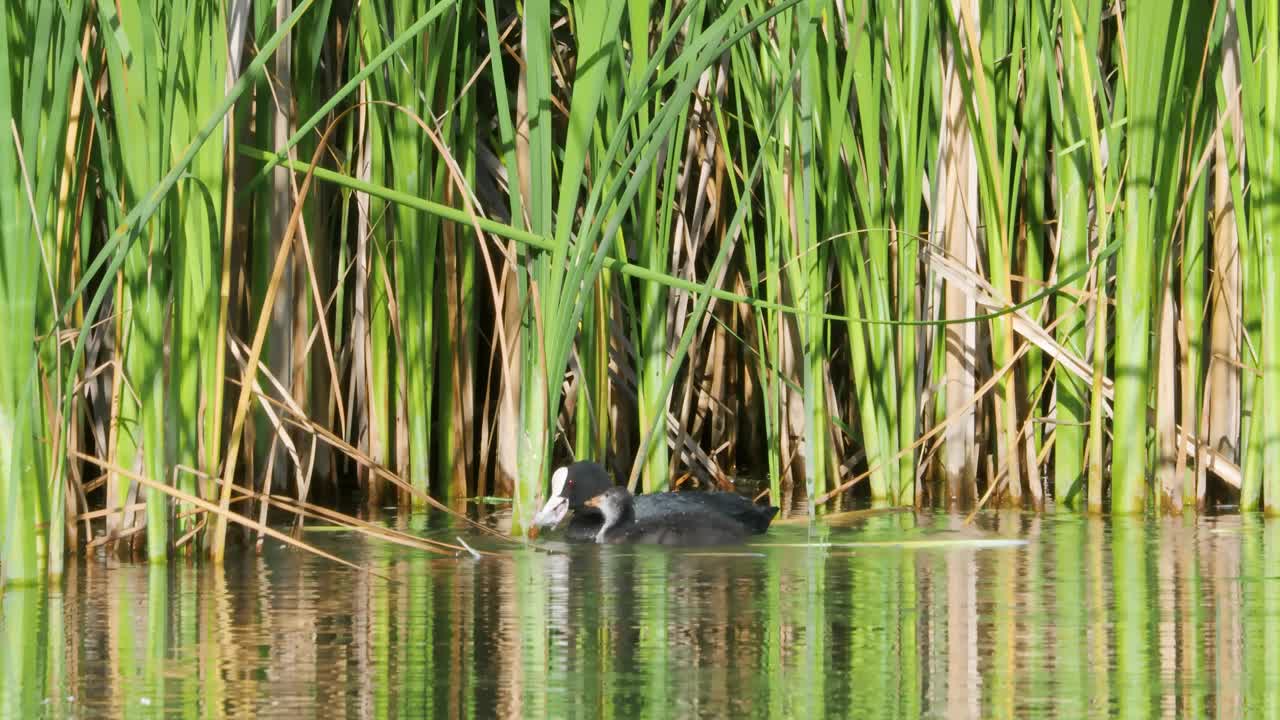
1,511,1277,718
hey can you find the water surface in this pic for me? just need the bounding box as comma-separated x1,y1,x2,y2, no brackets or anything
1,510,1273,718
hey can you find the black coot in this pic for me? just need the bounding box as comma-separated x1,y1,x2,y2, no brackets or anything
531,461,778,542
584,486,752,546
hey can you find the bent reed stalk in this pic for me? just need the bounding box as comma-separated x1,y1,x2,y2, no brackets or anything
1,0,1278,585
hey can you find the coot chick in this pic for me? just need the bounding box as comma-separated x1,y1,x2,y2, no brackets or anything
584,486,752,546
531,461,778,542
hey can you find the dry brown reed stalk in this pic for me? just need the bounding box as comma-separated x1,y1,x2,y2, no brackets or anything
816,236,1245,511
214,108,348,560
813,238,1087,508
966,352,1062,522
930,242,1243,488
178,465,475,556
816,311,1036,507
260,495,473,554
220,366,519,545
75,451,391,580
936,0,981,506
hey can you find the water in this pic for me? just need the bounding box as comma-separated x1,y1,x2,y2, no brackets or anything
1,510,1275,718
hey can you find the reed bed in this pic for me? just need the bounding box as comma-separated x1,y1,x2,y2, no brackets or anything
1,0,1277,584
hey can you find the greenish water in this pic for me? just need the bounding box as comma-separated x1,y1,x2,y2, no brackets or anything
1,511,1273,718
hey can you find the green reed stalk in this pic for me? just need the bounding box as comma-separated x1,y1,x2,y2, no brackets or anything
1233,0,1280,513
1182,147,1209,511
887,0,931,506
733,0,802,505
1050,0,1102,507
1160,5,1213,512
331,140,353,475
727,36,786,506
629,0,674,494
572,73,617,467
987,1,1027,507
170,0,227,525
833,6,893,505
390,0,441,503
1113,0,1206,513
98,0,177,560
831,14,894,504
38,3,93,578
433,6,478,500
574,277,610,462
1238,141,1262,509
950,0,1024,506
834,0,931,506
513,0,555,533
792,0,830,511
1060,0,1121,512
579,68,629,467
1022,3,1053,507
356,0,399,493
1,1,83,584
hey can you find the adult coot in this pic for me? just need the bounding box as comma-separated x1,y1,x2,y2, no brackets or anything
530,460,778,542
584,486,752,546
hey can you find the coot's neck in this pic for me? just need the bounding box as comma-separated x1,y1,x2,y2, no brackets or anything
595,495,636,542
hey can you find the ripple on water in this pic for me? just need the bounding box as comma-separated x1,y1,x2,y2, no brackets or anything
0,512,1273,718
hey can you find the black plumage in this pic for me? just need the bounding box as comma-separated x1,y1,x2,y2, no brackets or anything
531,461,778,542
584,486,753,546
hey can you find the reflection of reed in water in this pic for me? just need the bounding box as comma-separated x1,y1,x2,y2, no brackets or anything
8,514,1269,718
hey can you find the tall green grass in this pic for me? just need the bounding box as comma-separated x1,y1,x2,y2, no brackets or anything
4,1,1280,583
2,0,86,583
1050,0,1102,508
1111,0,1208,513
1234,0,1280,513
